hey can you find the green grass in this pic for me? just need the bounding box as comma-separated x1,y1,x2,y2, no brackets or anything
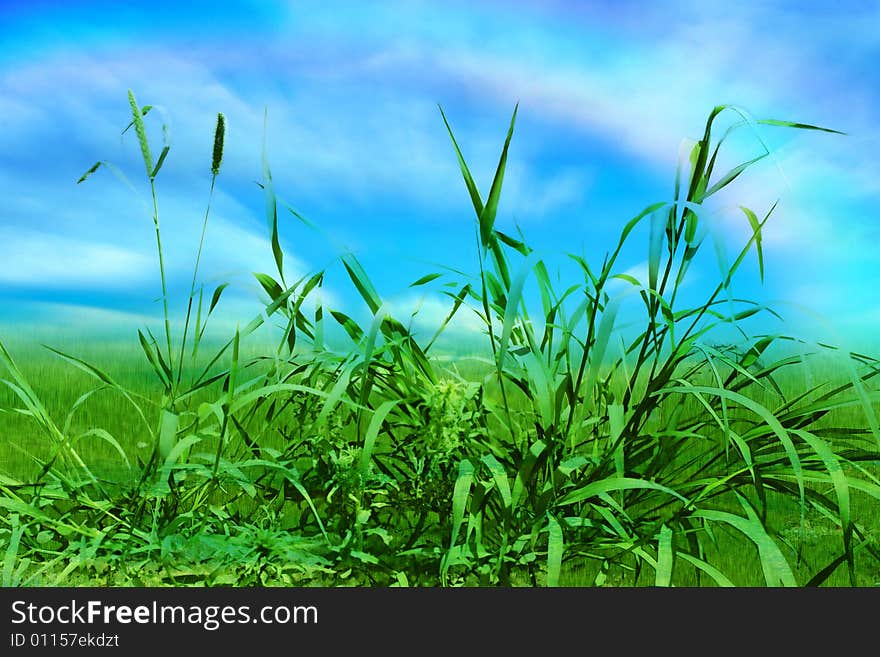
2,343,878,586
2,92,880,587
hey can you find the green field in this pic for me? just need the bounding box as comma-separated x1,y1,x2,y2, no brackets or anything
2,341,879,587
2,93,880,587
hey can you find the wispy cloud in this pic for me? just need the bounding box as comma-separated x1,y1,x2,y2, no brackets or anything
1,1,878,344
0,227,152,288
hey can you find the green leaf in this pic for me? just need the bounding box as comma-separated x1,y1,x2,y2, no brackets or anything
209,282,229,315
655,524,673,587
329,310,364,342
794,429,854,584
2,515,23,587
546,513,563,587
158,409,179,460
77,428,131,471
481,453,512,510
44,345,117,387
77,161,103,184
756,118,845,135
699,153,767,201
450,459,475,549
342,253,382,315
694,498,797,587
162,434,201,469
478,104,518,250
496,229,533,255
151,145,170,178
512,440,547,509
557,477,688,507
360,400,399,477
261,108,284,282
677,553,735,587
746,205,767,274
438,104,484,216
44,345,149,428
498,250,541,367
409,273,442,287
137,329,170,387
648,208,665,290
254,272,284,302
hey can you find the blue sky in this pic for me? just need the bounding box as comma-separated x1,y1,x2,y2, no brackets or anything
1,1,879,352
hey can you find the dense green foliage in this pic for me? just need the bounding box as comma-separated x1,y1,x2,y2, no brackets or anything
2,93,880,586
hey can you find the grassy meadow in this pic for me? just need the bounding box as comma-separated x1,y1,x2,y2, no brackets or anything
2,92,880,587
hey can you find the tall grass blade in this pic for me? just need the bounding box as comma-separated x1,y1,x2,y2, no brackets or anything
2,514,23,587
479,104,518,250
261,108,284,282
695,496,797,587
438,104,484,215
794,429,854,584
342,253,382,315
481,453,512,511
655,524,673,587
77,429,132,471
557,478,688,507
546,513,563,587
360,400,399,478
740,206,765,281
677,553,735,587
756,119,845,134
158,409,179,461
449,459,475,549
498,250,541,366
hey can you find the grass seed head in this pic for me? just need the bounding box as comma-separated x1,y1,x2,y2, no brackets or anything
212,112,225,176
127,89,154,178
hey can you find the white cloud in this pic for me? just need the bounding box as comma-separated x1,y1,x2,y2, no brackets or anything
432,49,733,169
0,43,629,232
2,5,879,348
503,165,592,222
0,227,152,288
13,301,156,328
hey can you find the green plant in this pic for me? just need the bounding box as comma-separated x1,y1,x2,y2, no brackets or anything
425,104,880,586
1,92,879,588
